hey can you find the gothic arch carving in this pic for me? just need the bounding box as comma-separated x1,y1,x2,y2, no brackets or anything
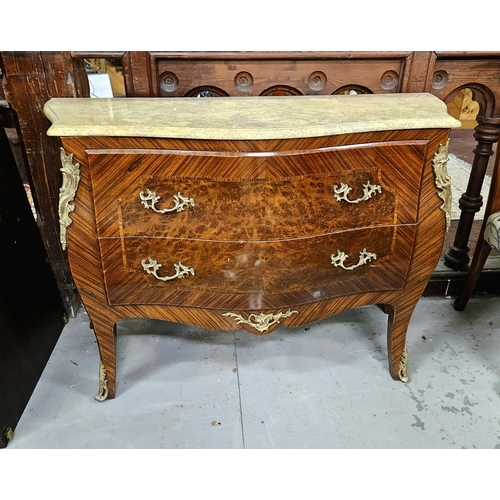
184,86,229,97
443,83,496,117
332,85,373,95
259,85,302,96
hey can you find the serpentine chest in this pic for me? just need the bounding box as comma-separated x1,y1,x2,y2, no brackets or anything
44,94,460,400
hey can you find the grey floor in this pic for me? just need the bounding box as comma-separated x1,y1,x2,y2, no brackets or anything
7,295,500,449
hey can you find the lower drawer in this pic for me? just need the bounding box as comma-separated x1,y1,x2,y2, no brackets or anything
99,225,416,308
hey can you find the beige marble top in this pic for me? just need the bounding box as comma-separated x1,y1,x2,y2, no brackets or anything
44,94,461,140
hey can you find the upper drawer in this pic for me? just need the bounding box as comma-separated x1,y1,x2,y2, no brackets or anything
88,140,428,239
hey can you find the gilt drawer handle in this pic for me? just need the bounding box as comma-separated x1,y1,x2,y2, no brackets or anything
140,188,195,213
331,249,377,270
223,310,298,333
141,257,195,281
333,181,381,204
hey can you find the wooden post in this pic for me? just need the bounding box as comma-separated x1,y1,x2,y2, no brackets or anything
400,51,436,93
444,115,500,269
1,51,89,316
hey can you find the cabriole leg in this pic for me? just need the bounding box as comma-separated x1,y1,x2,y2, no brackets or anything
385,302,416,383
90,318,117,401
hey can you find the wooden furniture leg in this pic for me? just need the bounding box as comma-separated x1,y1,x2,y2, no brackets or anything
91,317,117,401
386,301,417,382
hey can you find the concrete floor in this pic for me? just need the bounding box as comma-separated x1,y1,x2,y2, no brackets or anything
6,295,500,449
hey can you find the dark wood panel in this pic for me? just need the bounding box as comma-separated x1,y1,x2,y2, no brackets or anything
0,118,65,447
155,58,407,97
1,52,86,316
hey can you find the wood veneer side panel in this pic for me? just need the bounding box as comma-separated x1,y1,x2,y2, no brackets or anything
383,129,449,377
61,137,119,397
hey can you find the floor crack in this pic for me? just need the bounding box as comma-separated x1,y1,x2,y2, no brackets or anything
234,332,245,449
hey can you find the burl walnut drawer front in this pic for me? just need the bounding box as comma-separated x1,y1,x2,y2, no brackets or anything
99,224,416,307
87,140,428,239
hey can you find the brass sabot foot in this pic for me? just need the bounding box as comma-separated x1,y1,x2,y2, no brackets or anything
94,363,109,402
398,344,409,383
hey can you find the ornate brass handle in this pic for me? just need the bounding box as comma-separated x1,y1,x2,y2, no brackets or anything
331,249,377,270
333,181,381,204
139,188,195,213
141,257,195,281
223,310,298,333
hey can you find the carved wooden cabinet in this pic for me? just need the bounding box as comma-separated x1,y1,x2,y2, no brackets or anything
44,94,459,400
